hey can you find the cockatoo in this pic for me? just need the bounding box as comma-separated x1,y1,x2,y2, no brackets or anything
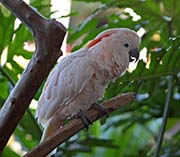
35,28,141,142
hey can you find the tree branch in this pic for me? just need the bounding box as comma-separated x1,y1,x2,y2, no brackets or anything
154,76,173,157
0,66,42,137
0,0,46,34
0,0,66,153
24,92,136,157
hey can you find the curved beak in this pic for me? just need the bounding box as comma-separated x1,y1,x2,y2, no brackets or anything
129,48,139,62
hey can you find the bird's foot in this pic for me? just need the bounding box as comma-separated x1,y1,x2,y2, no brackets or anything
76,110,92,130
92,103,109,117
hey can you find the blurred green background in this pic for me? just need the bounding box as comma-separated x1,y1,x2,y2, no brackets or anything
0,0,180,156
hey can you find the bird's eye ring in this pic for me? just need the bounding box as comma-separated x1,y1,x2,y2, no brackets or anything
124,43,129,48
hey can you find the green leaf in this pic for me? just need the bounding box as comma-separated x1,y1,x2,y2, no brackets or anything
0,10,15,54
78,137,119,148
0,77,8,99
2,147,20,157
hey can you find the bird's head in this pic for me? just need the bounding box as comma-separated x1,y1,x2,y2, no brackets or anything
87,28,141,64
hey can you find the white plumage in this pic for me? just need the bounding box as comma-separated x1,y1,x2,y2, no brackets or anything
35,28,141,142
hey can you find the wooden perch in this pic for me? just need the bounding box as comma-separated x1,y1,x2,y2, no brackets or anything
0,0,66,153
24,92,136,157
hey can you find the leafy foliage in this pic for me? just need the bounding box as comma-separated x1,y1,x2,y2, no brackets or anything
0,0,180,157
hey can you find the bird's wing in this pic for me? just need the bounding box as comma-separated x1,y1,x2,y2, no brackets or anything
35,49,95,126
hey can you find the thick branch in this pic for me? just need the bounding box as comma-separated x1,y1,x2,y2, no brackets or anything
24,93,136,157
0,0,45,33
0,0,66,152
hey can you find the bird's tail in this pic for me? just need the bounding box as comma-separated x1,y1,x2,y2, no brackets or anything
40,117,65,156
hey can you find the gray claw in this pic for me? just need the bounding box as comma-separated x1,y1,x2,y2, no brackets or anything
76,110,92,130
92,103,109,117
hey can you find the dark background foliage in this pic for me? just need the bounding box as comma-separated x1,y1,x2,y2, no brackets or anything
0,0,180,156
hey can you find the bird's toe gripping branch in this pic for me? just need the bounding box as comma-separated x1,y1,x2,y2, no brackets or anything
76,103,109,129
76,110,92,129
92,103,109,117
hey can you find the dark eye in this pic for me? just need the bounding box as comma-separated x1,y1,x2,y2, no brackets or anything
124,43,129,48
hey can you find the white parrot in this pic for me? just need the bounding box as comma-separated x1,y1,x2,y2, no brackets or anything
35,28,141,142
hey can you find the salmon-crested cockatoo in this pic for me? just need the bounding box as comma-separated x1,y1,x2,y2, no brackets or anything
35,28,141,142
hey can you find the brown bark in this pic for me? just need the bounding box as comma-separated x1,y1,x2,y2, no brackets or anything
24,92,136,157
0,0,66,153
